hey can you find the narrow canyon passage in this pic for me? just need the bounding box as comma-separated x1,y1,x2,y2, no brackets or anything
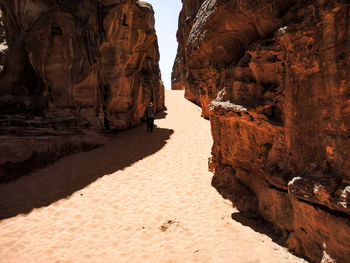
0,90,306,263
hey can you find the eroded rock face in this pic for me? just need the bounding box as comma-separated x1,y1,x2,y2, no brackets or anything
174,0,297,117
171,0,204,98
0,9,7,71
174,0,350,262
0,0,164,181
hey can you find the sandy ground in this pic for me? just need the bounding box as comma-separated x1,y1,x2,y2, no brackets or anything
0,90,308,263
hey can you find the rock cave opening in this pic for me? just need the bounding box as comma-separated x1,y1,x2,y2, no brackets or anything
50,24,63,36
122,14,128,26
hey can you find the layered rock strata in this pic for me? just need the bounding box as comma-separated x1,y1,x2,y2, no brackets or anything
174,0,350,262
0,0,164,181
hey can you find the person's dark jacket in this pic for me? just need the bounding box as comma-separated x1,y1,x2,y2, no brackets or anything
145,105,155,119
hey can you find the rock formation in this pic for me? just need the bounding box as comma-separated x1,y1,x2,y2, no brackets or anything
174,0,350,262
171,0,204,97
0,0,164,181
0,9,7,71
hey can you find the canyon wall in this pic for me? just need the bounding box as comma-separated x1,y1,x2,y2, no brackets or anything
171,0,204,98
0,0,164,181
0,9,6,71
174,0,350,262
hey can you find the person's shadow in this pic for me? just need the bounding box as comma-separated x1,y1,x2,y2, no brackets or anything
0,121,173,220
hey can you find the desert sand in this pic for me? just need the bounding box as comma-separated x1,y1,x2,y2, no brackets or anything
0,90,307,263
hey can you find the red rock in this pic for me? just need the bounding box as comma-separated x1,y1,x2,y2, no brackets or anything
0,0,164,181
0,10,6,71
171,0,205,104
175,0,350,262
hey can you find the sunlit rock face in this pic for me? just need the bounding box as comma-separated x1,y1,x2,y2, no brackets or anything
0,0,164,181
175,0,350,262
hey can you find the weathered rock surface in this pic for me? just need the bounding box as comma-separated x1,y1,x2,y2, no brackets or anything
0,9,7,71
171,0,204,97
0,0,164,181
174,0,350,262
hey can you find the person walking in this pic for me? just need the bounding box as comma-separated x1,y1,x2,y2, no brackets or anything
145,102,155,133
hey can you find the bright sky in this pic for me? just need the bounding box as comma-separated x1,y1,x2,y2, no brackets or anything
146,0,182,90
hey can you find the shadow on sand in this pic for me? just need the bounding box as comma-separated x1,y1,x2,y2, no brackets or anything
0,122,173,220
231,212,288,247
155,107,168,119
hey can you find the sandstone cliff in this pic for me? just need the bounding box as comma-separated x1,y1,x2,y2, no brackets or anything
171,0,204,97
0,0,164,181
174,0,350,262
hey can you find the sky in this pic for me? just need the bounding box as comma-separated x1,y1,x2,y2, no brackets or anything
146,0,182,90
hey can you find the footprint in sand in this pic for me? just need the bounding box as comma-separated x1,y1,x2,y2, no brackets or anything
159,220,183,232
